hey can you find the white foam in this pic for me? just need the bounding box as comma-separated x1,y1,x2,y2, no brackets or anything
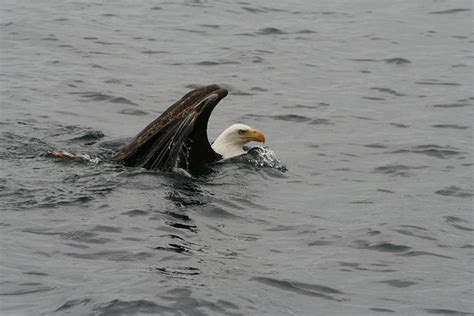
245,146,287,171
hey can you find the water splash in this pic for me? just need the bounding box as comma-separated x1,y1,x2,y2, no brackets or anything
241,146,287,171
74,154,101,164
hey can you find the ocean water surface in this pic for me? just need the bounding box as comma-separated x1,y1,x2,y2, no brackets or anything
0,0,473,315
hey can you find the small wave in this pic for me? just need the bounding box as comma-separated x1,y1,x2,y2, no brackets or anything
429,8,470,14
1,131,54,159
118,108,148,116
70,130,105,142
283,104,320,109
389,144,463,159
250,86,268,92
369,308,396,313
433,103,471,108
363,96,385,101
349,57,411,64
425,309,473,315
141,50,168,54
166,222,198,232
231,91,255,96
370,87,405,96
91,299,171,315
365,144,388,149
349,58,379,62
390,123,410,128
384,57,411,64
271,114,311,122
242,7,266,14
256,27,286,35
75,92,138,105
436,186,473,198
415,81,461,86
432,124,469,129
55,299,92,312
193,60,240,66
0,284,55,296
251,276,345,301
296,29,317,34
95,41,120,46
395,228,437,241
373,164,427,176
154,243,191,254
199,24,219,28
243,113,312,122
378,280,417,288
310,118,333,125
399,251,454,259
444,216,473,231
65,250,154,261
121,209,149,217
444,216,469,224
353,241,412,253
153,266,200,276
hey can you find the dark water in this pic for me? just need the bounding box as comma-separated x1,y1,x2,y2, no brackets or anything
1,1,473,315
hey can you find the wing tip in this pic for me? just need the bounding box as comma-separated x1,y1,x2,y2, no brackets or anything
183,84,228,100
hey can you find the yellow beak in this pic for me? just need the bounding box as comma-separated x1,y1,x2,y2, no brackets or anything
244,129,266,144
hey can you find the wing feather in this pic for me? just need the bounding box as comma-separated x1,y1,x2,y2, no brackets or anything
113,85,227,171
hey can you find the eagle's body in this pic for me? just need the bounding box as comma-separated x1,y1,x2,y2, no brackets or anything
112,85,265,172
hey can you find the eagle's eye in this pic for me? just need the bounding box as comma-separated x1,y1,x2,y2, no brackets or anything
238,129,246,135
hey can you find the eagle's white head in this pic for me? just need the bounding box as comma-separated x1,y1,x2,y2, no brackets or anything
212,123,266,159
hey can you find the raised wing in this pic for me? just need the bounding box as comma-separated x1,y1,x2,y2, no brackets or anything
113,84,228,171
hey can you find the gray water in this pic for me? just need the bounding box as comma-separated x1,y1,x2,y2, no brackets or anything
1,1,473,315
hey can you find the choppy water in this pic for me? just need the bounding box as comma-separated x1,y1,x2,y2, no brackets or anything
1,0,473,315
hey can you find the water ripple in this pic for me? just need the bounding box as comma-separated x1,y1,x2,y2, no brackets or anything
389,145,464,159
256,27,286,35
91,299,173,316
436,186,473,198
251,277,345,301
425,309,473,315
429,8,471,14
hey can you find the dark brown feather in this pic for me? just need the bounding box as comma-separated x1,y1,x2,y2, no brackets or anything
112,84,228,171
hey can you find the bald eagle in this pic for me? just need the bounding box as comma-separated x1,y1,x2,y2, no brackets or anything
112,85,265,172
